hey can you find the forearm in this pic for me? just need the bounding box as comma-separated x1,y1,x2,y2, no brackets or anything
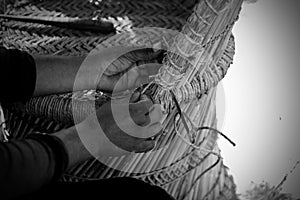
53,126,92,169
1,47,162,99
33,55,96,96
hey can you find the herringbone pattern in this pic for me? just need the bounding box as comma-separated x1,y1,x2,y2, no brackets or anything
2,0,191,55
0,0,242,199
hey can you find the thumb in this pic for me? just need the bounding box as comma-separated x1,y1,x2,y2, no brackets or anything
134,139,156,153
138,63,162,76
130,91,141,103
134,63,162,86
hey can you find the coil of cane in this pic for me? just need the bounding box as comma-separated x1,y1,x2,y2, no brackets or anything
1,3,238,125
152,0,242,110
0,104,9,142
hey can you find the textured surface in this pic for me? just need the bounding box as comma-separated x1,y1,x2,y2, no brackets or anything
0,0,242,199
1,0,190,55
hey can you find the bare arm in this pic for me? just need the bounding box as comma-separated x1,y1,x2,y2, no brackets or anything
32,49,162,96
33,55,87,96
54,92,161,168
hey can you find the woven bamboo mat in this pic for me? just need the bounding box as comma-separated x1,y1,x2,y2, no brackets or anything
1,0,191,55
0,0,237,125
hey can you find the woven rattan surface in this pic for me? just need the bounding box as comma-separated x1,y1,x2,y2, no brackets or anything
0,0,241,199
1,0,192,55
1,0,238,123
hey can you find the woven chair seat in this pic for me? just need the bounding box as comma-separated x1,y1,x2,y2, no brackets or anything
0,0,242,199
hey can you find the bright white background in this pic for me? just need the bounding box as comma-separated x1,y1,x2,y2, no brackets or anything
217,0,300,198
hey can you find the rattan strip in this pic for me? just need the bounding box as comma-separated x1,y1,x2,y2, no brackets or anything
152,0,242,114
60,88,225,200
1,0,242,199
1,38,234,198
61,88,216,180
7,33,233,126
154,0,233,87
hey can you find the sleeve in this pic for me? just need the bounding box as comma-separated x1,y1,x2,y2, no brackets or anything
0,134,69,199
0,47,37,102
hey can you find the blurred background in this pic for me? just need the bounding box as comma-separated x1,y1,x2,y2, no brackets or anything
217,0,300,198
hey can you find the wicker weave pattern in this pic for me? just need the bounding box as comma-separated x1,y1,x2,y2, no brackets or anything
2,0,191,55
3,34,234,127
152,0,242,112
0,0,242,199
155,0,232,85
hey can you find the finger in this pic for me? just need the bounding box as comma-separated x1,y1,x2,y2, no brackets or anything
147,122,163,137
131,112,150,126
137,63,162,76
131,97,153,114
129,97,152,126
130,91,141,103
104,56,133,76
133,139,156,153
101,62,161,92
140,94,149,101
126,49,163,62
97,74,113,91
130,97,152,126
130,63,162,89
112,68,140,92
117,64,157,91
148,104,163,124
104,50,161,78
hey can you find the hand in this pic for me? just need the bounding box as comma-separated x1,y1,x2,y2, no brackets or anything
76,91,163,157
97,48,162,93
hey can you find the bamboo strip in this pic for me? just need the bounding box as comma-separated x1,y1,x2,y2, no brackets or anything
142,110,183,169
137,114,176,172
131,88,213,186
157,103,192,168
98,156,119,179
183,7,227,86
161,99,205,168
163,90,214,177
3,1,243,198
154,0,231,90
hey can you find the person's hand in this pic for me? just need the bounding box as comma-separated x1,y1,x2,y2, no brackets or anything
76,91,163,157
97,48,163,93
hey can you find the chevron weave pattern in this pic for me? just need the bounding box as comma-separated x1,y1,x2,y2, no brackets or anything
0,0,242,199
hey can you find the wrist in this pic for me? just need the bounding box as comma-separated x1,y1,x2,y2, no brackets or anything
53,126,92,169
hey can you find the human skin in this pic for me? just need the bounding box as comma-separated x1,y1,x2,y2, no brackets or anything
32,49,162,96
54,92,163,169
32,49,163,169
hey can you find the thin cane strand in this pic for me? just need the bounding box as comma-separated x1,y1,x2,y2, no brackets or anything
171,90,236,148
183,152,222,199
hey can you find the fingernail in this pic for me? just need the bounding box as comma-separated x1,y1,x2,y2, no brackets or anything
140,94,148,101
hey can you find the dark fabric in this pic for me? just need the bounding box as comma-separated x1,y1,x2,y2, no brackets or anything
25,133,69,183
20,177,175,200
0,47,36,103
0,47,67,199
0,134,69,200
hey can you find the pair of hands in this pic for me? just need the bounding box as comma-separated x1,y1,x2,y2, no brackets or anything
77,49,164,157
96,48,162,93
